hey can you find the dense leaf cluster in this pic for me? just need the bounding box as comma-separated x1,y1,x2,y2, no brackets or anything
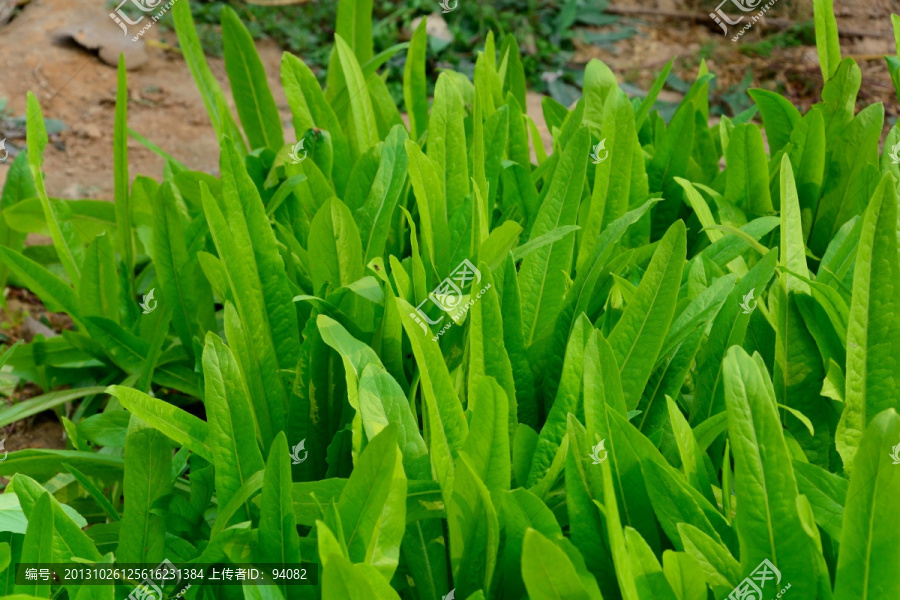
1,1,899,599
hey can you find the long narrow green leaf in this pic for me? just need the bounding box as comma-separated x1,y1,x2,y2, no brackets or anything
358,363,428,479
107,385,212,461
833,408,900,600
598,458,640,600
322,553,402,600
336,0,373,64
793,460,848,540
748,89,801,155
814,0,842,81
351,125,409,264
428,73,470,220
723,347,817,596
210,471,265,540
200,144,298,431
447,454,499,598
336,425,406,581
578,90,636,270
259,432,302,597
116,426,171,563
677,522,740,597
724,124,773,217
691,249,778,425
13,493,53,598
309,198,364,292
809,100,881,256
467,262,517,441
0,451,122,482
202,333,266,520
836,173,900,471
0,153,35,295
608,220,686,410
333,35,379,159
626,527,679,600
462,376,511,492
281,53,352,195
171,0,246,151
25,93,82,286
153,182,213,361
397,298,468,500
528,314,592,486
564,415,617,599
403,18,428,141
779,155,811,292
0,387,105,428
61,463,120,522
405,140,449,279
522,528,594,600
221,6,284,150
9,474,101,563
113,57,134,302
666,396,714,501
519,126,590,347
635,58,673,130
79,233,120,324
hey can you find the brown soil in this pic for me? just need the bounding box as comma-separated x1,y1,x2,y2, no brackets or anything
3,413,67,451
580,0,898,121
0,0,293,197
1,286,73,452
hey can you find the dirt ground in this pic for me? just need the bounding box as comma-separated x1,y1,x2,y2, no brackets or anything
0,0,898,451
0,0,286,197
580,0,899,119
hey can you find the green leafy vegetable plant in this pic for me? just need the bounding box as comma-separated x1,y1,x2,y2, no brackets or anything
1,1,899,599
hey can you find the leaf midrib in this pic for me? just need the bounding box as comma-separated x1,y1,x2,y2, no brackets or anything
227,16,275,149
734,374,779,565
525,172,581,346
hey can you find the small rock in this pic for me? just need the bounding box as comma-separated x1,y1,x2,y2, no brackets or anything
73,123,102,139
56,19,148,70
409,13,453,47
22,316,58,342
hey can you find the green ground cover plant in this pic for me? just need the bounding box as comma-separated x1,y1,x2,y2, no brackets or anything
147,0,618,103
1,0,900,599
